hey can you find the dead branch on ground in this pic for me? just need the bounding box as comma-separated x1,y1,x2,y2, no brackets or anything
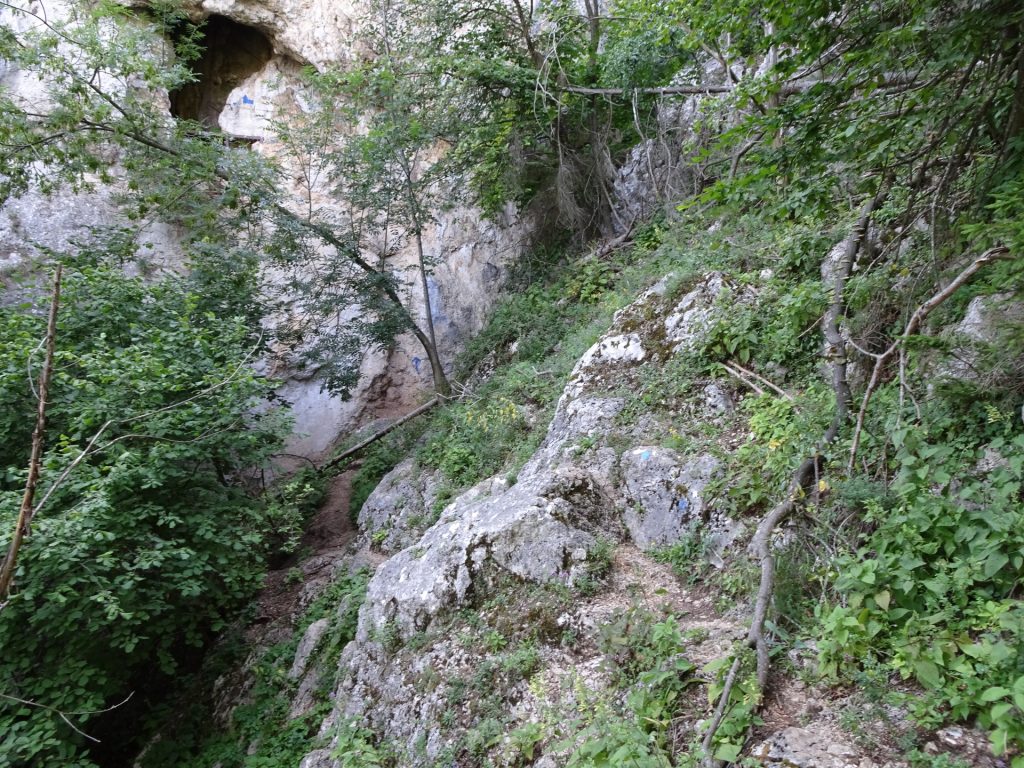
320,397,441,473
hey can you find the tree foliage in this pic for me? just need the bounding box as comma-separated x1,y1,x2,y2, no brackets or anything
0,241,295,766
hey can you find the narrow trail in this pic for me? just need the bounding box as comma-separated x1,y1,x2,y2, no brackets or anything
247,469,360,640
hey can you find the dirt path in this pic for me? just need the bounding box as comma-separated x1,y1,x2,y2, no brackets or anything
247,470,359,641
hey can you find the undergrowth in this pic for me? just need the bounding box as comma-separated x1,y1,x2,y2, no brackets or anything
139,569,370,768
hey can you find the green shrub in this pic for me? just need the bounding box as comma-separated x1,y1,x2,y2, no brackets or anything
0,261,288,766
818,429,1024,757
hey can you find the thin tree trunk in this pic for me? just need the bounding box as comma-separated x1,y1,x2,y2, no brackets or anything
404,164,450,398
0,265,62,602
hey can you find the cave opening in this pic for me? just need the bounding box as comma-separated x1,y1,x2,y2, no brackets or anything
169,15,273,128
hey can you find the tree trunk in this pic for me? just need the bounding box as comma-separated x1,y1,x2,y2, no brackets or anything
0,265,62,602
406,168,451,398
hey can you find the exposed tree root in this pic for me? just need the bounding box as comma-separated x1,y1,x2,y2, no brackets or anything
700,183,888,766
700,221,1012,764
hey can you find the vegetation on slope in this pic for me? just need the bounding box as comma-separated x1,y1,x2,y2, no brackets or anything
0,252,300,765
1,0,1022,764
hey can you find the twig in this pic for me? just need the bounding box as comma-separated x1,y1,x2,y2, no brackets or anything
0,690,134,743
25,336,45,401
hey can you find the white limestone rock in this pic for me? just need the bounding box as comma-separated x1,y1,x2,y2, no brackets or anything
664,271,755,354
754,727,875,768
619,447,719,550
937,292,1024,385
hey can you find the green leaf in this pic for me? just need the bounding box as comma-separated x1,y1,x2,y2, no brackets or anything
980,686,1011,702
991,728,1009,756
714,742,743,763
983,552,1009,579
990,703,1013,721
913,659,942,689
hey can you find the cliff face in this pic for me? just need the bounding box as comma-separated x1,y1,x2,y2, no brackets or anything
0,0,535,460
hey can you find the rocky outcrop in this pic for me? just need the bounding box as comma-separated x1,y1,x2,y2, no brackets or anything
295,271,755,764
610,60,736,229
620,447,720,550
936,292,1024,388
754,727,874,768
354,470,600,642
179,0,361,68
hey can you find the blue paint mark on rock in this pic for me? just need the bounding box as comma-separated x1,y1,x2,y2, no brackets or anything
677,497,689,512
412,356,422,373
241,94,254,105
640,450,651,461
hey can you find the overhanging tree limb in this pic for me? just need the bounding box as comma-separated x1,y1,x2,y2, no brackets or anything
559,74,920,98
79,118,450,396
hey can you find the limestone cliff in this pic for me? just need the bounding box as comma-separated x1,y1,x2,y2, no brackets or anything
0,0,535,461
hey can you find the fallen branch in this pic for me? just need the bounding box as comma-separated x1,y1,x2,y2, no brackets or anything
720,361,792,401
720,363,764,396
320,397,441,473
594,216,637,259
847,245,1012,471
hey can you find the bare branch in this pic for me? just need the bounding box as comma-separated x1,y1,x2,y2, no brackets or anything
0,266,61,602
847,246,1013,471
0,690,134,743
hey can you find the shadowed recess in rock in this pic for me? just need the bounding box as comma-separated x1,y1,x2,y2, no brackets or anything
169,15,273,128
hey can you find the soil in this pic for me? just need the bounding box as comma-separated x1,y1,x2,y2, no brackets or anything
246,469,360,642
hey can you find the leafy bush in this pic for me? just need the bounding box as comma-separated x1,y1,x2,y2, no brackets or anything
0,260,289,766
818,428,1024,757
264,468,326,556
